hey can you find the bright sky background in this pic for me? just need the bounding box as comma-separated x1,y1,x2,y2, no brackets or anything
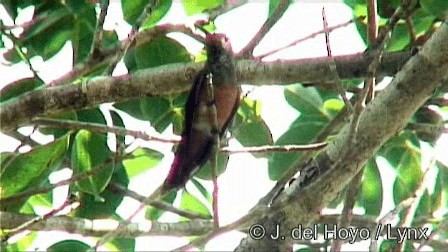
1,1,447,251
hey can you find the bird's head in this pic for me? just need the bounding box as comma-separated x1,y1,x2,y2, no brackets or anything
205,33,233,64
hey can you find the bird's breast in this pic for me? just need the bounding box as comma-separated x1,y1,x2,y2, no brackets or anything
214,85,240,129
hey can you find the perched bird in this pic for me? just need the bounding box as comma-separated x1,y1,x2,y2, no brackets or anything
162,33,240,193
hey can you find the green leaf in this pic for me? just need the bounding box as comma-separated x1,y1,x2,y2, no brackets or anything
114,97,176,133
0,135,69,210
110,110,126,146
182,0,224,15
377,0,400,18
123,48,138,73
38,111,77,138
113,98,146,120
77,108,106,124
47,240,90,252
387,23,411,51
142,0,172,28
146,190,177,220
284,85,327,118
420,0,448,19
411,9,436,37
23,8,71,40
19,201,37,215
180,190,211,219
194,152,229,180
27,190,53,209
5,232,37,252
22,8,74,61
114,94,186,133
414,190,432,218
268,121,326,180
379,132,420,166
134,36,191,69
343,0,368,45
191,178,212,203
415,163,444,217
431,166,444,210
234,98,273,157
438,162,448,209
106,237,136,252
296,248,313,252
140,97,173,132
101,30,120,50
121,0,151,25
0,78,44,103
73,163,128,219
391,148,423,205
379,239,398,252
71,130,113,195
71,7,97,63
356,159,383,216
235,120,273,152
123,147,164,178
323,98,345,117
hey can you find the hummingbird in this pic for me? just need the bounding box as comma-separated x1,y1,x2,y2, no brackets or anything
161,33,241,194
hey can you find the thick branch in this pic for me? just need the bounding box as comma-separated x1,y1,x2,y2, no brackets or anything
0,51,411,133
234,21,448,251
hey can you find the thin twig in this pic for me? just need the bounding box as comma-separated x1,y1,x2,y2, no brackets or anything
10,131,40,147
257,18,359,60
237,0,290,58
0,28,44,83
46,24,202,86
0,211,215,238
33,118,180,143
174,211,258,251
366,0,378,101
2,197,75,244
220,142,327,154
367,0,378,46
89,0,110,60
321,7,353,113
330,2,378,248
108,182,211,220
405,16,417,45
427,97,448,107
33,117,328,153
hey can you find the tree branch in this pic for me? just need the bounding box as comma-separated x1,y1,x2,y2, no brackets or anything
1,51,412,133
233,19,448,251
220,143,327,154
0,212,213,238
33,118,179,143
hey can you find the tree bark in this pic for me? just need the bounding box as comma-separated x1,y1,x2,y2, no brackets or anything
0,51,411,133
234,20,448,251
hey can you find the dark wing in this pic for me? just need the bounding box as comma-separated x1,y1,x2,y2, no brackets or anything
183,70,208,138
